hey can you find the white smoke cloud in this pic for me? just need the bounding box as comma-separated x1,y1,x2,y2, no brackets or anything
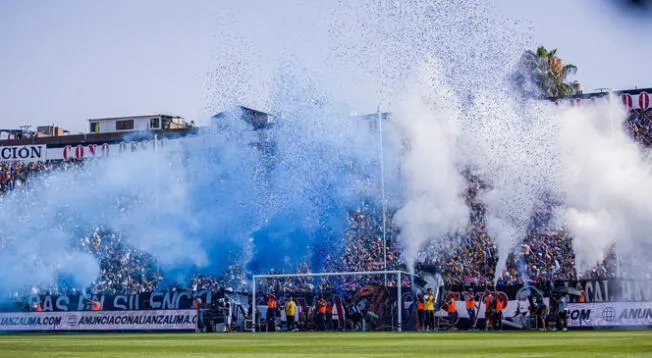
392,59,468,271
461,91,560,281
555,102,652,278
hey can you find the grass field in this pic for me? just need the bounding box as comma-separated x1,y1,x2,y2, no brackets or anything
1,331,651,358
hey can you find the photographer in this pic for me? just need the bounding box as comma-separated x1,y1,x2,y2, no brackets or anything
551,293,568,331
221,298,232,332
529,295,548,331
266,293,278,332
443,294,457,330
484,292,495,331
193,296,204,332
416,293,426,331
463,292,479,330
348,301,363,331
316,296,327,331
492,294,504,331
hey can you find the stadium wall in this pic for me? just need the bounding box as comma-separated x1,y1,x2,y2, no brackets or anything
1,290,218,312
566,302,652,328
0,309,197,332
0,140,171,162
4,301,651,332
425,300,652,330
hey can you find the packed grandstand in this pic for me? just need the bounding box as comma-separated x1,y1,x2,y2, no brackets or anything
0,159,615,297
4,101,647,299
1,92,651,334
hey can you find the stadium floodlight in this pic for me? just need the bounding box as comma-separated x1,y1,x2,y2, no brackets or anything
251,270,411,333
154,134,161,277
377,107,389,286
603,88,622,278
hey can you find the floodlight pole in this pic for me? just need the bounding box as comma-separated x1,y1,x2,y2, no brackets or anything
397,271,402,332
606,88,622,279
596,87,622,279
608,89,615,137
154,134,161,278
377,107,388,286
154,134,159,220
252,276,257,332
373,3,389,286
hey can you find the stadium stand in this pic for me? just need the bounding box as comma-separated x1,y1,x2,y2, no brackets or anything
4,104,646,296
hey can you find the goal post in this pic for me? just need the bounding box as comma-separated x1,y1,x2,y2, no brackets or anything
251,270,412,333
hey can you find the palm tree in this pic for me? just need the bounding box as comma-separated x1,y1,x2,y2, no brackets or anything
515,46,578,98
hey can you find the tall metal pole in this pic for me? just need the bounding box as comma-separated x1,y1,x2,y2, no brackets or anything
252,277,256,332
154,134,161,278
154,134,160,221
378,107,388,286
374,0,389,286
607,89,622,279
608,89,615,137
397,271,402,332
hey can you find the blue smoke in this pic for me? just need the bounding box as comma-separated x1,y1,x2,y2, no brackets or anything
0,96,385,295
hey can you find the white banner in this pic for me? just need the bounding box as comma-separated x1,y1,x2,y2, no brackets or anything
0,139,171,162
0,145,46,162
46,139,168,161
0,309,197,331
432,299,535,319
566,302,652,327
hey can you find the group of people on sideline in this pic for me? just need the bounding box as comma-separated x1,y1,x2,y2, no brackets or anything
415,289,506,331
259,293,353,332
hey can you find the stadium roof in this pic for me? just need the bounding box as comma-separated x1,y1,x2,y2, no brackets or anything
549,87,652,100
87,114,183,122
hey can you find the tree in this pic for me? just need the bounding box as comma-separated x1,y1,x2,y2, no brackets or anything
514,46,578,98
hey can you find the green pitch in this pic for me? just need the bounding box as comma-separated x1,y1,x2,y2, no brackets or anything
0,331,651,358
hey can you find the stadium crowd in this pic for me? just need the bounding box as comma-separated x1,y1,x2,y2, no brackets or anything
624,109,652,147
0,126,626,296
0,160,84,194
337,206,401,273
0,161,48,193
81,227,161,295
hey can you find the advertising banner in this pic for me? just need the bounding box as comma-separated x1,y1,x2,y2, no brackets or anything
14,290,216,312
0,140,171,162
46,139,168,161
566,302,652,327
0,145,46,162
0,309,197,332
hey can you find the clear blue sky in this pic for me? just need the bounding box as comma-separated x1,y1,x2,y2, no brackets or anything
0,0,650,133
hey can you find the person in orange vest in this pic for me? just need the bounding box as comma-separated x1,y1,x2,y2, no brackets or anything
326,300,335,331
444,295,457,330
577,284,586,303
33,303,43,312
493,294,504,330
192,296,204,332
89,299,101,311
416,293,426,332
464,292,479,330
266,293,277,332
484,292,494,331
316,296,327,331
